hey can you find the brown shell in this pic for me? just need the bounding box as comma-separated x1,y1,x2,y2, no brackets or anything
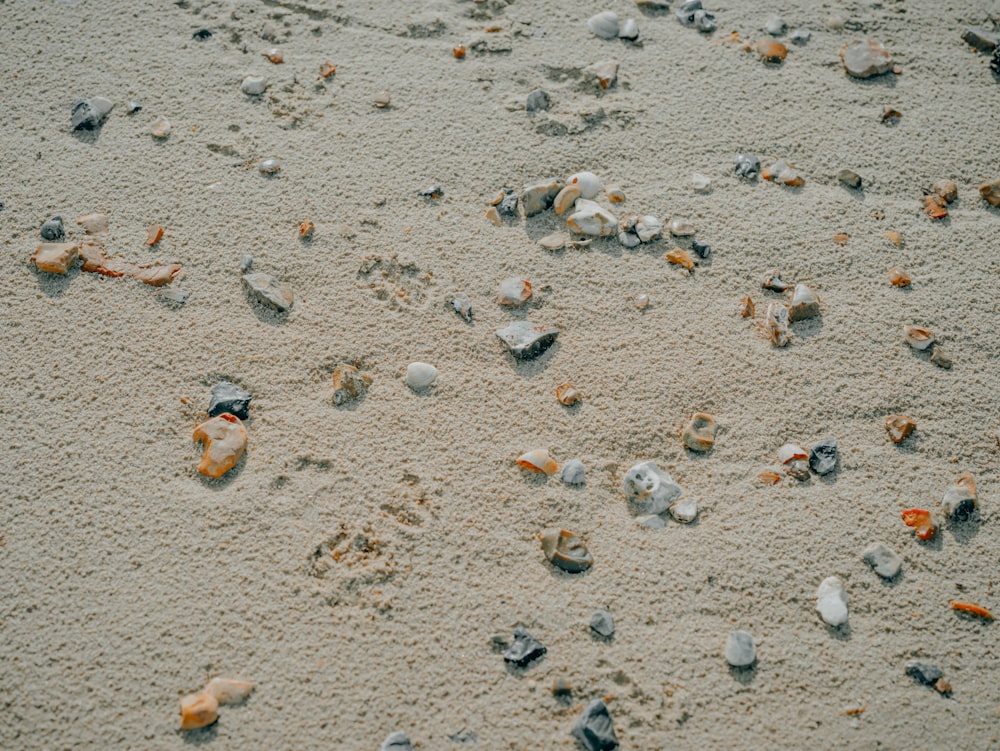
180,693,219,731
884,414,916,443
319,62,337,78
555,382,581,405
666,248,694,271
145,224,164,246
887,266,910,287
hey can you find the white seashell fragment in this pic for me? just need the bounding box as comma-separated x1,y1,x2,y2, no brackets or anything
777,443,808,464
566,199,617,237
692,173,712,192
903,325,934,351
241,76,267,95
538,233,568,251
669,497,699,523
635,216,662,243
587,10,620,40
623,461,682,515
816,576,849,626
567,172,603,200
788,283,821,322
258,158,281,174
766,303,791,346
150,116,171,139
204,677,255,706
553,185,582,215
587,60,619,90
405,362,438,390
517,449,558,474
619,18,639,40
499,277,532,305
669,218,695,237
618,231,641,248
561,459,585,485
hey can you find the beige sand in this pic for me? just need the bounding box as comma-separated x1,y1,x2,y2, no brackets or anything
2,0,998,748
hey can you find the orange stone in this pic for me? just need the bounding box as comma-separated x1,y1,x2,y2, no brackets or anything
902,508,937,540
887,266,911,287
32,242,79,274
180,692,218,731
193,413,248,478
755,39,787,62
885,414,916,443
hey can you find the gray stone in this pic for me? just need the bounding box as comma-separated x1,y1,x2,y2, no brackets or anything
840,40,893,79
623,461,682,515
692,240,711,259
155,287,189,305
243,272,294,312
561,459,585,486
789,28,811,45
451,293,473,321
209,381,252,419
675,1,702,25
906,661,943,686
725,631,756,667
503,627,546,667
590,610,615,638
381,731,414,751
838,169,862,189
495,321,559,359
40,216,64,241
765,15,787,36
571,699,619,751
520,178,565,217
808,438,838,476
862,542,902,579
71,97,114,130
635,514,667,529
930,346,953,370
526,89,550,113
240,254,254,272
692,9,717,32
494,189,519,217
962,26,999,53
619,18,639,41
734,153,760,179
241,76,267,96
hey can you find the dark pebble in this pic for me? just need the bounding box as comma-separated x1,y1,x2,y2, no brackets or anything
503,627,546,667
40,216,65,241
692,239,711,258
838,169,863,189
526,89,550,113
809,438,838,476
961,27,999,53
451,293,473,321
993,46,1000,74
498,191,519,216
496,321,559,360
734,153,760,179
380,731,414,751
590,610,615,638
571,699,619,751
906,661,943,686
193,28,214,40
71,97,113,131
208,381,252,419
418,185,443,198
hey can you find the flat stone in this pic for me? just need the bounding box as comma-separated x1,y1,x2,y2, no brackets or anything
809,438,838,475
734,153,760,179
571,699,619,751
962,26,999,52
692,173,712,192
503,627,546,667
725,631,756,667
71,97,113,130
862,542,902,579
155,287,189,305
240,255,254,272
241,76,267,95
381,731,414,751
669,497,699,523
32,242,78,274
495,321,559,359
623,461,682,515
590,610,615,638
840,40,893,78
561,459,585,486
243,272,294,312
208,381,252,419
40,216,64,241
906,661,943,686
816,576,849,627
635,514,667,529
838,169,862,189
539,528,593,573
525,89,550,113
520,178,565,217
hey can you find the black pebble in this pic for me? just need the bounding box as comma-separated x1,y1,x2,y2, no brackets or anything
71,100,101,131
692,239,711,259
526,89,550,113
208,381,252,419
193,28,213,40
809,438,838,476
40,216,64,241
503,627,546,667
734,153,760,179
906,661,943,686
571,699,619,751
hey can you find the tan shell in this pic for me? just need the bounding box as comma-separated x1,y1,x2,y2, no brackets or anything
485,206,501,226
885,414,916,443
538,232,568,250
180,692,218,731
766,303,791,346
884,231,903,247
319,62,337,78
262,48,284,63
666,248,694,271
193,414,248,478
32,242,79,274
373,91,391,108
555,382,581,405
517,449,558,475
903,325,934,350
979,179,1000,206
145,225,164,246
204,677,255,706
553,185,581,215
76,213,109,235
606,188,626,203
887,266,910,287
932,179,958,204
739,295,755,318
539,528,593,573
777,443,808,464
681,412,717,451
498,277,532,305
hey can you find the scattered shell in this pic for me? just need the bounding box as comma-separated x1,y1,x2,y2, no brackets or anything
951,601,994,620
243,272,294,312
588,11,620,40
180,692,219,731
567,199,617,236
520,178,565,217
590,610,614,638
203,678,255,706
862,542,902,579
636,514,667,529
681,412,717,452
778,443,808,465
755,39,787,63
452,44,466,59
571,699,619,751
319,62,337,78
887,266,910,287
669,497,699,523
451,293,473,321
923,194,948,219
299,220,315,239
240,76,267,95
930,346,952,369
903,325,934,351
884,414,916,443
816,576,849,627
725,631,756,667
258,158,281,174
606,188,626,203
588,60,619,89
240,255,254,272
503,628,546,667
77,213,109,235
623,461,682,515
485,206,501,225
840,40,893,78
757,471,781,485
692,173,713,192
766,303,791,346
785,459,810,481
539,528,593,573
145,225,164,246
150,116,170,139
553,185,582,215
879,106,902,123
942,473,977,520
561,459,585,486
739,296,755,318
496,321,560,359
619,18,639,40
634,215,662,242
193,414,247,478
208,381,252,419
788,283,820,322
567,172,603,200
979,179,1000,206
332,363,373,405
838,169,862,189
618,230,641,249
32,242,79,274
40,216,65,241
902,508,938,540
762,160,804,186
668,218,695,237
555,382,581,406
498,277,532,305
666,248,694,271
932,179,958,204
382,732,415,751
262,47,283,63
155,287,189,305
517,449,558,475
405,362,439,391
373,91,391,108
734,154,761,179
538,232,568,250
525,88,550,112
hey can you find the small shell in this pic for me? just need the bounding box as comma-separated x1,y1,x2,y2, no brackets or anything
666,248,694,271
681,412,717,451
498,277,532,305
373,91,391,108
588,60,618,90
150,116,171,139
669,497,699,523
405,362,438,390
755,38,788,62
884,414,916,443
517,449,558,475
332,363,372,405
632,293,649,310
833,232,849,245
761,159,804,186
739,295,755,318
668,218,696,237
567,172,603,200
887,266,910,286
879,106,902,122
241,76,267,95
692,173,712,192
884,231,903,247
485,206,501,226
932,179,958,204
816,576,849,626
204,677,255,706
538,232,568,251
619,18,639,40
606,188,625,203
777,443,808,464
634,215,662,243
587,10,620,40
923,194,948,219
762,269,789,292
258,158,281,174
553,185,582,215
539,528,593,573
32,242,79,274
180,692,219,731
903,325,934,350
193,414,248,478
788,283,820,322
145,225,164,246
567,199,617,237
77,213,109,235
555,382,581,405
299,220,315,239
262,47,284,63
319,62,337,78
453,44,467,59
757,471,781,485
902,508,937,540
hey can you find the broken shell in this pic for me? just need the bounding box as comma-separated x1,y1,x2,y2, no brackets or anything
666,248,694,271
932,179,958,204
840,40,892,78
681,412,717,452
555,382,581,406
632,293,649,310
623,461,681,515
262,47,283,63
485,206,501,225
755,38,787,62
885,415,916,443
405,362,438,390
77,213,109,235
785,459,810,480
902,508,938,540
739,296,755,318
299,220,315,239
930,346,952,369
319,61,337,78
587,10,620,40
692,173,712,192
258,158,281,174
669,497,699,523
668,218,695,237
978,179,1000,206
885,231,903,247
942,473,977,520
517,449,558,475
332,363,372,405
496,321,559,359
587,60,618,89
606,188,626,203
567,199,617,237
193,413,248,478
778,443,808,465
418,185,443,198
903,325,934,351
539,528,593,573
761,160,804,186
833,232,849,245
567,172,603,200
208,381,251,420
498,277,532,305
553,185,582,215
452,44,466,59
203,677,255,706
243,272,293,312
761,269,789,292
32,242,79,274
373,91,391,108
520,178,564,217
150,116,171,139
887,266,910,287
766,303,791,346
451,293,473,321
923,194,948,219
145,225,164,246
757,471,781,485
561,459,585,485
788,283,820,322
240,76,267,95
634,215,662,243
619,17,639,40
879,106,902,123
538,233,568,251
180,692,219,731
816,576,849,627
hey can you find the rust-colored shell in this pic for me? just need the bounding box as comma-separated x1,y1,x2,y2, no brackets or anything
319,62,337,78
755,39,787,62
901,508,937,540
145,224,164,246
950,601,994,620
555,382,581,406
757,471,781,485
517,449,558,475
262,48,284,63
299,220,315,239
453,44,467,59
885,414,916,443
666,248,694,271
180,692,218,731
681,412,717,452
887,266,910,287
739,295,755,318
923,194,948,219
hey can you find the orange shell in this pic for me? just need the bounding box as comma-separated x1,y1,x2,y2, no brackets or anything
923,194,948,219
666,248,694,271
555,382,580,406
180,692,218,731
299,220,315,239
833,233,849,245
739,295,754,318
755,39,787,62
884,231,903,247
885,414,916,443
757,471,781,485
145,224,164,246
887,266,910,287
950,601,994,620
453,44,467,59
901,508,937,540
517,449,558,475
319,62,337,78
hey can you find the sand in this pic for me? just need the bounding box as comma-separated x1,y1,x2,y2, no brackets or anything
2,0,998,748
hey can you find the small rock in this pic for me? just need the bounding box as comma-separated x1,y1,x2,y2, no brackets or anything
451,293,473,321
838,169,862,189
561,459,585,485
632,294,649,310
880,106,903,123
691,240,711,259
903,325,934,351
619,18,639,40
668,218,695,237
381,731,415,751
332,364,372,405
762,160,803,186
193,414,247,478
418,185,443,198
840,40,893,78
606,188,626,204
503,628,546,667
259,159,281,174
192,28,213,40
179,692,218,730
739,296,754,318
499,277,532,306
40,216,65,241
765,15,787,35
520,178,565,217
725,631,756,667
755,39,788,63
525,89,550,113
633,215,662,242
208,381,252,419
635,514,667,529
567,199,618,237
590,610,615,638
942,473,977,520
494,188,519,216
785,459,810,481
405,362,438,391
816,576,849,627
766,303,791,347
930,346,953,369
734,153,761,179
961,26,999,52
992,46,1000,75
789,28,811,45
623,461,682,515
155,287,190,305
588,11,620,40
373,91,392,108
243,272,294,312
32,242,78,274
788,284,820,322
902,508,938,541
808,439,838,476
485,206,501,225
555,382,581,405
126,101,142,115
240,255,254,272
885,414,916,443
567,171,603,200
496,321,559,359
979,179,1000,206
669,497,699,523
888,266,911,287
692,173,713,192
71,97,114,130
539,528,593,573
587,60,619,90
552,678,573,697
862,542,902,579
571,699,619,751
932,179,958,204
150,116,170,139
906,661,943,686
681,412,716,451
241,76,267,95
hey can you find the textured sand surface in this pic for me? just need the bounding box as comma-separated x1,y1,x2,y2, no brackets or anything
2,0,999,748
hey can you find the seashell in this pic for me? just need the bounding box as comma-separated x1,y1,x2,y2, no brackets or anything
606,187,625,203
145,225,164,246
77,213,109,235
923,194,947,219
566,199,617,237
755,39,787,63
757,471,781,485
453,44,467,59
619,18,639,40
739,295,755,318
204,677,255,705
517,449,558,474
451,293,473,321
150,116,171,139
587,10,620,40
567,171,603,199
382,732,415,751
561,459,585,486
816,576,849,626
193,413,247,478
788,283,820,322
932,179,958,204
777,443,808,465
262,47,283,63
942,473,977,520
319,62,337,78
979,178,1000,206
587,60,618,90
681,412,717,451
903,325,934,350
496,321,559,359
553,185,581,215
498,277,532,305
520,178,565,217
669,497,699,523
902,508,937,540
809,438,838,476
241,76,267,95
785,459,810,480
32,242,79,274
930,346,952,369
840,39,892,79
405,362,438,390
880,267,909,289
539,528,593,573
623,461,681,515
180,692,219,731
126,101,142,115
156,286,189,305
761,159,804,186
485,206,501,225
258,159,281,174
692,173,712,192
668,218,695,237
332,363,372,405
555,382,581,405
538,232,568,251
838,169,862,189
884,414,915,443
666,248,694,271
761,269,789,292
634,215,662,243
299,220,315,239
632,293,649,310
618,230,641,248
373,91,391,108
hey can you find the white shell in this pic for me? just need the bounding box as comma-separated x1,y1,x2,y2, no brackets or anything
567,172,603,200
635,215,662,242
553,185,582,215
241,76,267,95
204,677,255,706
903,325,934,350
789,283,820,321
766,302,791,346
692,173,713,192
623,461,682,515
405,362,438,390
587,10,620,40
777,443,807,464
669,218,696,236
150,116,170,138
498,277,532,305
566,199,617,237
619,18,639,40
669,497,699,523
618,231,641,248
816,576,849,626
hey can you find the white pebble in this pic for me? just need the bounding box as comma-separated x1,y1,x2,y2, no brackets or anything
561,459,585,486
815,576,849,627
669,497,698,523
669,218,696,237
725,631,756,667
241,76,267,95
692,173,713,192
587,11,620,40
567,171,603,200
405,362,438,390
567,199,617,237
619,18,639,40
